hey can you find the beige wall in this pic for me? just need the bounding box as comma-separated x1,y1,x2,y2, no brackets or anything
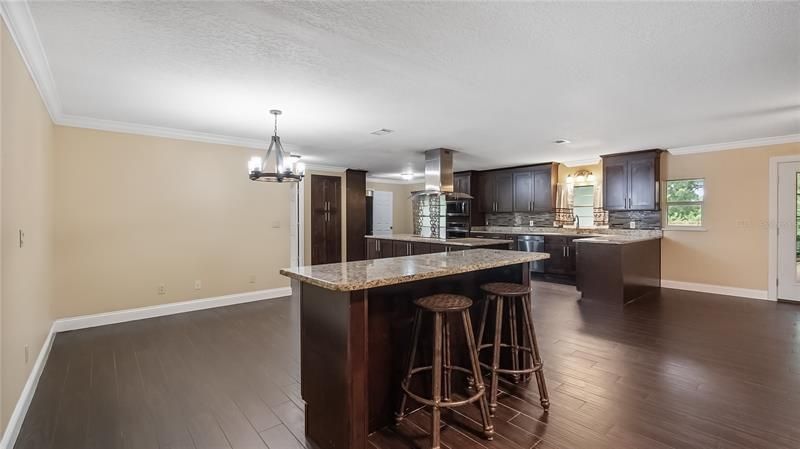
55,127,292,318
1,23,56,427
661,142,800,291
367,181,424,235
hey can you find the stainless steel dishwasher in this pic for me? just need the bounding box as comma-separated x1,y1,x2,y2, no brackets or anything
517,235,545,274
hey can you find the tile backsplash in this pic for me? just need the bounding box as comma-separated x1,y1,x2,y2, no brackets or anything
486,210,661,230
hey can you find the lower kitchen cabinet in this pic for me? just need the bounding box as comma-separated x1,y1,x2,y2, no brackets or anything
366,238,393,259
411,242,431,255
544,236,577,278
393,241,412,257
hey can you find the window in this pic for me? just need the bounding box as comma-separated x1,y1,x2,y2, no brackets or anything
572,185,595,228
666,179,704,227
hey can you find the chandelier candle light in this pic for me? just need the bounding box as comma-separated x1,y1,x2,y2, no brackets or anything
248,109,305,182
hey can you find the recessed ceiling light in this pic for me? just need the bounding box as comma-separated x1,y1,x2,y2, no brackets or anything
371,128,394,136
554,139,571,144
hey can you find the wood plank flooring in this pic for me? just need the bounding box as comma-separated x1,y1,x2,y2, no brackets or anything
15,282,800,449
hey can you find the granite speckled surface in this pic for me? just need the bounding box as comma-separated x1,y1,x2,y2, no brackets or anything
472,226,663,239
365,234,513,246
573,235,661,245
280,249,549,292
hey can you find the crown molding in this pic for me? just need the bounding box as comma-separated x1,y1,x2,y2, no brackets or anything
668,134,800,156
58,114,266,149
366,176,421,185
304,164,349,173
560,158,601,167
0,0,61,121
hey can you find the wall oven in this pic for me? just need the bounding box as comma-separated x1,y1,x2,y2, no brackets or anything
446,199,469,217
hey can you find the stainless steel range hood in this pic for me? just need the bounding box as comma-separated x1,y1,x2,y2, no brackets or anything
410,148,473,199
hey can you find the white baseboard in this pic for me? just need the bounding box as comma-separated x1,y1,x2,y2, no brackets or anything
661,280,769,301
0,324,56,449
53,287,292,332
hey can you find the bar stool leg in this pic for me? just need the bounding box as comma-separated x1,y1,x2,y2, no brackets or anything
489,296,504,416
431,312,443,449
462,310,495,439
442,314,452,401
508,298,521,383
396,309,423,423
469,297,491,390
521,294,550,411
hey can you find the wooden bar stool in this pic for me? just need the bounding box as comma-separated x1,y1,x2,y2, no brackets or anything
395,294,494,449
477,282,549,415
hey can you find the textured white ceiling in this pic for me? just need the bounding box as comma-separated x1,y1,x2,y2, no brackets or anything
28,1,800,177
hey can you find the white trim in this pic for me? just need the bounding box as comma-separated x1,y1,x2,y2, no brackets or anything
661,280,769,301
305,164,349,173
0,0,61,121
767,154,800,301
52,287,291,333
0,323,56,449
561,158,601,167
366,176,420,185
58,115,266,149
669,134,800,156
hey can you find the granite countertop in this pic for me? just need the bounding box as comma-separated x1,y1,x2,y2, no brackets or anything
573,235,662,245
280,249,549,292
365,234,514,247
471,226,663,239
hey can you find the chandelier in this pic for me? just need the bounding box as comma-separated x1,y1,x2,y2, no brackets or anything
248,110,305,182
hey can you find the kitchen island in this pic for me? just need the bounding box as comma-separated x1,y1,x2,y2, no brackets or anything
576,236,661,305
280,249,549,449
364,233,514,259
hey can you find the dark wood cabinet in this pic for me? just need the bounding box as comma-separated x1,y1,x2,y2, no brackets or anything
311,175,342,265
393,241,411,257
453,173,471,194
533,166,556,212
513,170,533,212
477,171,515,213
366,238,393,259
602,150,662,211
411,242,431,255
512,164,556,212
543,236,577,277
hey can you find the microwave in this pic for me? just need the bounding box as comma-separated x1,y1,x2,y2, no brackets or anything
446,199,469,216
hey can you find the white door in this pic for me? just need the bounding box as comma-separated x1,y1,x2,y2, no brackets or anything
777,162,800,301
372,191,393,236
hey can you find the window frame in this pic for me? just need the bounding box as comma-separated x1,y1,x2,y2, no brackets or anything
664,178,706,230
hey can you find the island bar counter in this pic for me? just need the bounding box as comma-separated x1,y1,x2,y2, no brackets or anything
280,249,550,449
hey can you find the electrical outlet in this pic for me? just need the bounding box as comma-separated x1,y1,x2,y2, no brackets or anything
157,284,166,295
629,221,636,229
24,345,29,364
194,280,202,290
248,275,256,284
529,220,535,227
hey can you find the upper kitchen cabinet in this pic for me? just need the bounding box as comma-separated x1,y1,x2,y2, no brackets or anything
453,172,472,194
601,149,662,211
512,164,557,212
477,171,514,213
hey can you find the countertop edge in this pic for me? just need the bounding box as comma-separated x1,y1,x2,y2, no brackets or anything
280,253,549,292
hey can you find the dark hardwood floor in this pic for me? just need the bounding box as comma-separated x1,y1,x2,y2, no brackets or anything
15,282,800,449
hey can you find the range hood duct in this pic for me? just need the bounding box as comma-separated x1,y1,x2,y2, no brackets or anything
410,148,473,199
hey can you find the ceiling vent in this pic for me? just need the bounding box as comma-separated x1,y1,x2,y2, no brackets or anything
370,128,394,136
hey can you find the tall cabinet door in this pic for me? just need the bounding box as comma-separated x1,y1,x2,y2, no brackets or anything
478,173,495,212
495,171,514,212
311,175,342,264
513,170,533,212
533,167,554,212
603,157,628,211
628,156,657,210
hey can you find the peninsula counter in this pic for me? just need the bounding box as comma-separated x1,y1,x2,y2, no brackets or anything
280,249,549,449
